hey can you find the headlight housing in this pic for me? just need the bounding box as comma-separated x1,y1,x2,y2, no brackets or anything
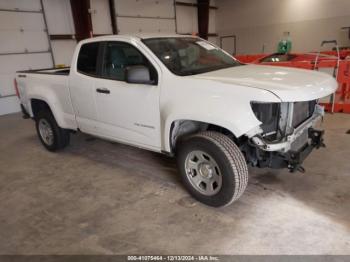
251,102,281,135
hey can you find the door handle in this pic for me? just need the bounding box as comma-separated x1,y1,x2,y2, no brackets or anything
96,87,110,94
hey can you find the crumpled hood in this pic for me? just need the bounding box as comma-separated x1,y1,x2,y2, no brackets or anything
193,65,338,102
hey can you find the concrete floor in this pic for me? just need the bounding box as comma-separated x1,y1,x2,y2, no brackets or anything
0,113,349,255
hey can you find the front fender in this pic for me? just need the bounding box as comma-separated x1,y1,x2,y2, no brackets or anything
160,77,281,152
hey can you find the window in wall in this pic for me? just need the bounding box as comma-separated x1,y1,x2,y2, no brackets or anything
77,42,100,76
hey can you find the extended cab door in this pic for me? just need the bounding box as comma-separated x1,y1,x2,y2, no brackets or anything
69,41,102,135
93,41,161,150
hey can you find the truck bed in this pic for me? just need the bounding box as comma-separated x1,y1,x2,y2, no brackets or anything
16,66,75,128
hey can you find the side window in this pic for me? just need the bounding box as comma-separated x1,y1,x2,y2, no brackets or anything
101,41,157,82
77,42,99,76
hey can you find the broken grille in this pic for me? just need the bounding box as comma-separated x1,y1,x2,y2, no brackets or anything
292,100,317,128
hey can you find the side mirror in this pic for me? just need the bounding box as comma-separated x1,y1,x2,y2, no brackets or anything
125,65,154,85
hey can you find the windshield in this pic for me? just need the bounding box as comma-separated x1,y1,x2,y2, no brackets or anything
142,37,241,76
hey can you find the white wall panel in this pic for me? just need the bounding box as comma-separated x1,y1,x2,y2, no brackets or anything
0,11,48,53
0,96,20,115
91,0,112,34
208,36,218,45
220,36,236,55
117,17,175,34
0,1,53,115
0,31,49,53
0,53,52,74
208,9,215,34
0,53,52,97
0,11,45,30
175,2,217,35
115,0,174,18
42,0,75,34
176,5,197,34
0,0,41,11
51,40,76,66
0,75,17,97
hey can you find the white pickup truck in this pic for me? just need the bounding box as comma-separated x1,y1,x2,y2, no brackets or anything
15,34,337,207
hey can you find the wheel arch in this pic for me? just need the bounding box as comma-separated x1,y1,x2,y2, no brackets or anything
28,95,77,130
29,97,67,130
165,118,239,154
31,98,52,118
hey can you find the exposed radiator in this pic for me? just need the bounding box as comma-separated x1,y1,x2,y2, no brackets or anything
292,100,317,127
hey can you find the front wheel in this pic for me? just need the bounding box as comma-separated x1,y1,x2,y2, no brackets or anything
176,131,248,207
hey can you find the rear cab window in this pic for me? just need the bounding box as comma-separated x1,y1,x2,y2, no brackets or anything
77,42,100,76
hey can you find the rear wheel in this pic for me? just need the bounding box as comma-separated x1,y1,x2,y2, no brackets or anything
176,131,248,207
35,110,70,151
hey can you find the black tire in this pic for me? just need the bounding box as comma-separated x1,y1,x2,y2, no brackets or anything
176,131,248,207
35,110,70,152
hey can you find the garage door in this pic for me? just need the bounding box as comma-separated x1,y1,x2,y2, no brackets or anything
175,0,218,45
114,0,176,34
0,0,54,115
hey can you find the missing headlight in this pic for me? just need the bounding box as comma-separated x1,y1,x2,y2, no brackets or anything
251,102,281,136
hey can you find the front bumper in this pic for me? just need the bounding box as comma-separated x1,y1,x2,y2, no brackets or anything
284,128,325,172
251,128,325,172
249,104,325,172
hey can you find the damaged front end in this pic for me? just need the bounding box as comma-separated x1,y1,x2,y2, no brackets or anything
244,101,326,172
